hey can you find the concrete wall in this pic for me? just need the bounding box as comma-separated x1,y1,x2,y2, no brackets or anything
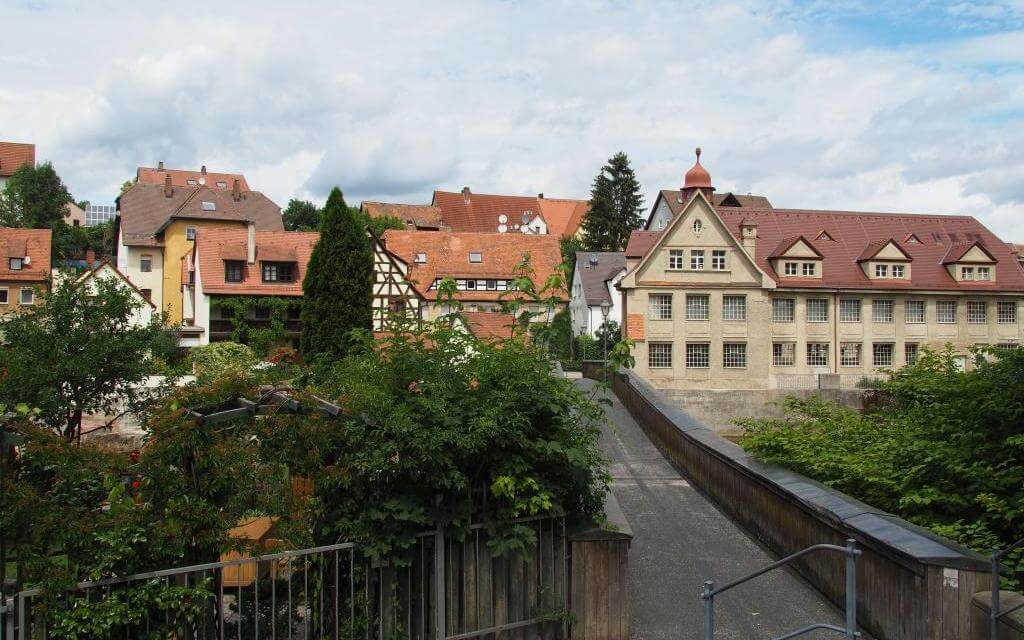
971,591,1024,640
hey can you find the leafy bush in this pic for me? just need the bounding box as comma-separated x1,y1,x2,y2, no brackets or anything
740,346,1024,588
189,342,256,383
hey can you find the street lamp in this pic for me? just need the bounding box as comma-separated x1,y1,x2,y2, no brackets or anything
600,299,612,363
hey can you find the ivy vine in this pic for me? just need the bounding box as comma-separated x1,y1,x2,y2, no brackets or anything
210,296,302,356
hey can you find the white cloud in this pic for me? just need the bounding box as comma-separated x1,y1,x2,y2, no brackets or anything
0,0,1022,239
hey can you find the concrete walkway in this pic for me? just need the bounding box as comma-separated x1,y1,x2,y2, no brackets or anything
577,379,856,640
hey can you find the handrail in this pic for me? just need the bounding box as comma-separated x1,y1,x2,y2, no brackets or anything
701,538,861,640
990,535,1024,639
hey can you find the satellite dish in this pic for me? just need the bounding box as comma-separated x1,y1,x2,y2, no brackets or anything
498,214,508,224
23,256,31,265
521,211,531,224
498,224,508,233
513,224,520,230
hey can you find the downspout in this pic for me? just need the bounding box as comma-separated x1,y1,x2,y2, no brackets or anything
833,291,839,375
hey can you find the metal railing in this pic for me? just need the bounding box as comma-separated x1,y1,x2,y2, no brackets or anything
1,514,567,640
701,539,861,640
991,535,1024,640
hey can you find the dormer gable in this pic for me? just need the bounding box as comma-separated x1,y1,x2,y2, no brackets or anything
903,233,922,245
857,239,913,280
768,236,824,279
942,241,998,283
816,230,834,242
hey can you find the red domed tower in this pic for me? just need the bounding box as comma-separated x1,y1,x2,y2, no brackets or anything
681,147,714,204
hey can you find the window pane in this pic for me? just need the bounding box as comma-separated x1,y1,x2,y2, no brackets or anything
905,300,925,323
722,295,746,321
937,301,957,323
772,298,794,323
807,299,829,322
0,289,8,304
997,301,1017,324
649,294,672,320
686,343,709,368
905,343,919,364
686,294,709,320
723,343,746,368
872,300,894,323
967,301,987,324
20,288,34,305
873,343,894,366
839,299,861,322
807,343,830,367
892,265,905,278
690,250,704,270
840,342,861,367
668,250,684,270
649,343,672,368
772,342,795,366
712,250,726,271
802,262,816,276
784,262,798,276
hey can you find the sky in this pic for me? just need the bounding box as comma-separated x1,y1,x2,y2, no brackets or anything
1,0,1023,239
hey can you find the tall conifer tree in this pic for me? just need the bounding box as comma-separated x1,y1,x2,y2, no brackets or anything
581,152,645,251
300,187,373,360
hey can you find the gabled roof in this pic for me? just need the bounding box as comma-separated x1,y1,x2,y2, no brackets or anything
431,189,588,237
0,227,50,282
856,238,913,262
0,142,35,177
75,261,156,308
195,228,319,296
361,202,445,230
574,252,626,306
536,197,589,237
382,230,565,301
136,165,249,191
766,235,824,260
119,183,283,247
940,240,998,265
625,231,660,259
645,189,773,229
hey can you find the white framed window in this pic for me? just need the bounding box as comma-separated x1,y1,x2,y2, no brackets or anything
468,252,483,263
712,250,726,271
686,343,710,368
937,301,957,324
19,287,34,305
802,262,817,277
772,342,795,366
690,250,705,271
997,301,1017,324
466,279,477,290
961,266,974,280
186,226,197,240
905,300,925,324
967,301,987,324
873,343,894,367
723,343,747,368
668,249,685,270
784,262,798,276
839,299,861,323
648,343,672,369
772,298,795,323
722,295,746,321
840,342,862,367
872,300,894,323
0,288,8,304
875,264,888,278
807,298,829,323
977,266,991,281
649,294,672,320
140,255,153,272
892,265,905,279
807,342,830,367
9,257,23,271
905,343,919,364
686,294,709,320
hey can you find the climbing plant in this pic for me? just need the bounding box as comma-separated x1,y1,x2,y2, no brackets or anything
210,296,302,356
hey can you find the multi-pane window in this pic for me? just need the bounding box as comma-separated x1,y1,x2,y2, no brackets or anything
967,301,987,324
772,298,795,322
723,343,747,368
873,343,894,367
140,255,152,273
262,262,294,282
997,301,1018,324
686,294,710,320
686,343,710,368
997,341,1019,350
961,266,974,280
977,266,991,281
712,250,726,271
872,300,894,323
668,249,685,270
802,262,817,277
648,343,672,368
772,342,795,366
224,261,244,283
20,288,34,305
722,295,746,321
937,301,957,324
840,342,861,367
892,265,905,278
875,264,888,278
690,250,705,270
807,298,829,323
905,300,926,323
784,262,798,276
807,343,830,367
839,299,861,323
905,343,919,364
649,294,673,320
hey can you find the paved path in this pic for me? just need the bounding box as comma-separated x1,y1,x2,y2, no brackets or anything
577,379,855,640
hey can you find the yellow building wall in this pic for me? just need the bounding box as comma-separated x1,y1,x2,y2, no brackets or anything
161,219,247,324
0,280,46,316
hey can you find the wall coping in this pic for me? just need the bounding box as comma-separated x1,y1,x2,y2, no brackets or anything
606,366,989,572
570,488,633,542
972,592,1024,632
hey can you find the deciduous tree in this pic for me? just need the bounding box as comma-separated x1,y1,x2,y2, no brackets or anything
0,161,72,229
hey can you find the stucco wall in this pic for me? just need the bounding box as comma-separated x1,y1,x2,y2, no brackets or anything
161,219,246,324
658,387,866,433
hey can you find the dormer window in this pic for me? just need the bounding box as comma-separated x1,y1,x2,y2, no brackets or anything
978,266,991,281
262,262,294,282
225,261,244,283
892,265,905,278
784,262,798,276
9,257,23,271
469,252,482,263
875,264,888,278
961,266,974,280
802,262,817,277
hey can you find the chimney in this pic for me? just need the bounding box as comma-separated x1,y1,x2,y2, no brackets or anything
537,193,544,199
201,165,207,175
740,219,758,258
85,248,96,266
164,174,173,198
158,161,164,171
232,179,241,202
462,186,471,204
246,222,256,264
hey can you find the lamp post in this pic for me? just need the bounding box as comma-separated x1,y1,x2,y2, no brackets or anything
600,299,612,363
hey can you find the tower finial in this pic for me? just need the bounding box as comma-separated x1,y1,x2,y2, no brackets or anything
695,147,702,161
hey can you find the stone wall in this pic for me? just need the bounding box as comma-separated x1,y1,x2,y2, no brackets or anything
658,387,866,433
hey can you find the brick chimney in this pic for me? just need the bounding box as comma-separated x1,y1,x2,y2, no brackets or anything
232,179,241,202
246,222,256,264
462,186,471,204
158,161,164,171
537,193,544,199
164,174,172,198
201,165,207,175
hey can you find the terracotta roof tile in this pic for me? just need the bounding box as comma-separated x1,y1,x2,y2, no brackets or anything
940,241,997,264
196,228,318,296
432,190,588,237
855,238,913,262
361,202,445,230
136,166,249,190
537,197,590,237
382,230,565,301
0,227,50,281
461,311,518,340
766,235,824,259
0,142,35,177
646,189,772,229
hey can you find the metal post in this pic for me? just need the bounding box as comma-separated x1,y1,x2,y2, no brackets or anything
434,524,445,640
701,580,714,640
991,550,1000,640
844,539,857,639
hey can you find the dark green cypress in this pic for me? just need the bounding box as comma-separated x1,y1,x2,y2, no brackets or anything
300,187,373,360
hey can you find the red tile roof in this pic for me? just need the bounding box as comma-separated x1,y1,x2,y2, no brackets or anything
645,189,773,230
432,189,588,237
361,202,446,230
855,239,913,262
382,230,566,301
766,235,824,259
119,183,282,247
136,165,249,191
0,227,50,282
461,311,518,340
940,241,997,264
0,142,35,177
537,197,589,237
628,206,1024,292
196,228,319,296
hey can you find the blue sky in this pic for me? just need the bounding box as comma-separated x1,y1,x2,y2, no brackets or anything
1,0,1023,239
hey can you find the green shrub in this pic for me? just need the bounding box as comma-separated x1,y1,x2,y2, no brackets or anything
189,342,256,383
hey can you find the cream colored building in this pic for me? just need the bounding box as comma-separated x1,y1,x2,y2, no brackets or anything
621,158,1024,391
